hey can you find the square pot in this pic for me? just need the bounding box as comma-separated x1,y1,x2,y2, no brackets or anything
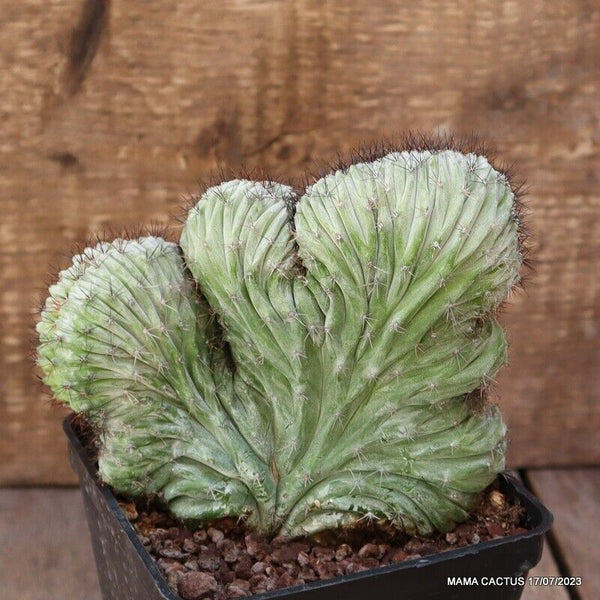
64,415,553,600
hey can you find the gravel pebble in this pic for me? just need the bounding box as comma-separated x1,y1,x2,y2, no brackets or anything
118,501,138,521
207,528,225,543
218,539,239,563
489,490,506,509
178,572,218,600
486,522,504,538
184,559,199,571
272,542,309,564
445,532,458,544
357,543,380,558
276,572,295,589
335,543,352,561
234,555,253,578
315,561,340,579
312,546,335,561
197,549,220,571
250,561,265,575
183,538,199,553
391,549,408,562
193,530,208,543
158,547,188,560
228,578,251,598
157,558,185,574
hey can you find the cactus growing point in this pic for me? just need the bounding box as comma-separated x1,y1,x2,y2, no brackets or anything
37,148,523,538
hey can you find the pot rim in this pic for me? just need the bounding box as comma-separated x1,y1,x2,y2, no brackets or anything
64,414,553,600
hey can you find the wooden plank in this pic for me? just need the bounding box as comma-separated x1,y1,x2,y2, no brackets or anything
0,488,101,600
521,540,570,600
527,469,600,600
1,0,600,483
511,471,569,600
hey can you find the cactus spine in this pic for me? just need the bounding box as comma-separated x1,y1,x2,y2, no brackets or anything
37,148,522,538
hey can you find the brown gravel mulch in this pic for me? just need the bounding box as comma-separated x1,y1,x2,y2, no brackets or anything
122,483,527,600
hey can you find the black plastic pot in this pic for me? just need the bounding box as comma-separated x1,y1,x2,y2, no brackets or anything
65,415,553,600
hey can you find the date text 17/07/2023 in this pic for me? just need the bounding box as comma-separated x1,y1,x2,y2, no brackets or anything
447,576,582,587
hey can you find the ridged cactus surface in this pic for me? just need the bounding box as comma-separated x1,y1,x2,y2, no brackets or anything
37,149,522,538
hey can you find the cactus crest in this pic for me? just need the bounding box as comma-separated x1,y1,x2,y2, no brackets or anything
37,148,523,538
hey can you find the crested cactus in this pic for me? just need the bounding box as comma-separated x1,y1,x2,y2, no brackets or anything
37,146,523,539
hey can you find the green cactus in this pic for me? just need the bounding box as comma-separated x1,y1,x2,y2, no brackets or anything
37,148,523,538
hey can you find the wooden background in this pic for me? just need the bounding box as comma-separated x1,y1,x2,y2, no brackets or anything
1,0,599,485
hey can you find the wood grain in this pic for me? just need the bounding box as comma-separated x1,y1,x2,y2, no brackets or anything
1,0,599,483
521,541,570,600
527,469,600,600
512,471,569,600
0,488,101,600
